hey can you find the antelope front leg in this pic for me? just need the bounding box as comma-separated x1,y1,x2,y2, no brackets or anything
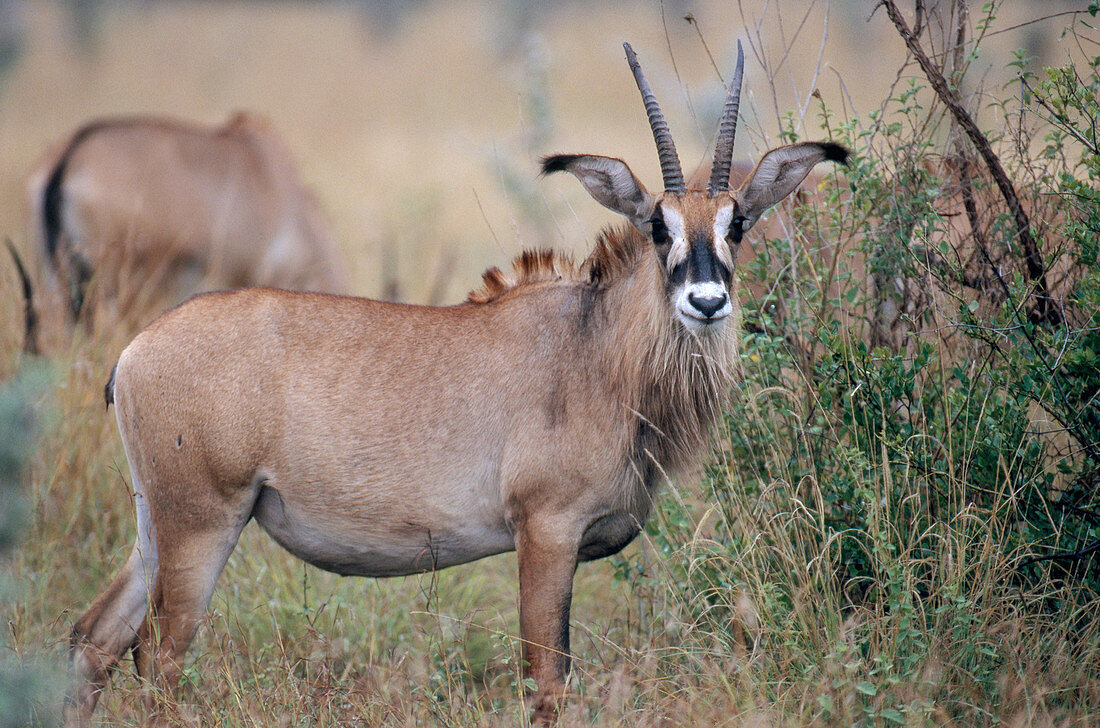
515,519,579,724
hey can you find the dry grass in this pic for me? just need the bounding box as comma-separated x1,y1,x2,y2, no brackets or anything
2,1,1097,726
0,1,1080,309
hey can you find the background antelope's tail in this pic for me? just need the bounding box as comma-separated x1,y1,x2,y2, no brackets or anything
27,134,72,280
32,122,106,321
5,238,39,356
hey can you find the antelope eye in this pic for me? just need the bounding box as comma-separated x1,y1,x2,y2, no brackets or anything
727,216,747,244
649,215,669,246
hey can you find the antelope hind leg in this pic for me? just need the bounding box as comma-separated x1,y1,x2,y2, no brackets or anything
66,543,156,728
132,513,253,722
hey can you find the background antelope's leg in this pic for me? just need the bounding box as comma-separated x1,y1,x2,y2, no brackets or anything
133,508,252,718
515,520,579,723
66,543,155,727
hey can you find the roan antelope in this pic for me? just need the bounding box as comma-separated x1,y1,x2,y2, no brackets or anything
27,112,347,325
67,42,847,725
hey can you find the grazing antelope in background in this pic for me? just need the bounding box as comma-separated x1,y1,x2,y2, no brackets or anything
66,41,846,725
27,112,347,325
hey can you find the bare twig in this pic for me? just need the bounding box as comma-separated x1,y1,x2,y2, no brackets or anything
472,187,503,254
984,10,1088,39
959,159,1010,303
950,0,967,84
1018,538,1100,568
737,0,782,135
682,14,723,84
659,0,702,148
877,0,1062,325
796,1,830,131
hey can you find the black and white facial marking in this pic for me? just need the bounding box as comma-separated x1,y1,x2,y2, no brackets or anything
654,198,742,334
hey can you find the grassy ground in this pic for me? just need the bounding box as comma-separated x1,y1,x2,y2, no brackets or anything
2,1,1098,726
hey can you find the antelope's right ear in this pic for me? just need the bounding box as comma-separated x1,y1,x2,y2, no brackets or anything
541,154,658,231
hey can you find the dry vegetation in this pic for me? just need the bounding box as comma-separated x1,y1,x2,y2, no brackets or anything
2,1,1099,726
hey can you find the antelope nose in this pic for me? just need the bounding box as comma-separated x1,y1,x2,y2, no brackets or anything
688,291,727,318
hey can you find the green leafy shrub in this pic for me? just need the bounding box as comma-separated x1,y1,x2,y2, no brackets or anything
0,365,58,728
614,22,1100,728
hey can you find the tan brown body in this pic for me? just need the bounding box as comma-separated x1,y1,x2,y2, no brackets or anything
67,42,847,725
119,271,689,578
27,112,346,321
70,230,738,725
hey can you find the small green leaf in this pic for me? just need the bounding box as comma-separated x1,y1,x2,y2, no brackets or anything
882,707,905,724
855,680,877,696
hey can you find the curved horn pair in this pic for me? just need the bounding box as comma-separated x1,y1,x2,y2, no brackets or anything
623,40,745,196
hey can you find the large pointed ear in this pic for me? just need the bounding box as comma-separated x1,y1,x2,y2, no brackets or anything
734,141,848,230
541,154,658,231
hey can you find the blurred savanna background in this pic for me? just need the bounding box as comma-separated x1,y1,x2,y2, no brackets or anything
1,0,1099,726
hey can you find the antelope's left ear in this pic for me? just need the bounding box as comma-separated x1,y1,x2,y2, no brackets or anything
734,141,848,230
541,154,658,231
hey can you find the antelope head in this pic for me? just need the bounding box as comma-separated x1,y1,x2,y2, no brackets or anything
543,41,848,334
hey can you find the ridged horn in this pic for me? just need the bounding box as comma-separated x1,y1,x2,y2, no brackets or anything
708,39,745,196
623,42,685,194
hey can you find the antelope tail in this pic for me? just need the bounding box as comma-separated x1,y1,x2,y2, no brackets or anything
41,123,105,320
104,362,117,410
42,150,66,272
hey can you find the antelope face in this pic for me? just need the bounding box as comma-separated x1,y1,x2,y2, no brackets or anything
650,193,742,334
542,40,848,335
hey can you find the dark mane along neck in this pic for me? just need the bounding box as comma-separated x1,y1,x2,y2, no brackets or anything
576,225,739,501
580,224,650,287
466,224,738,480
583,226,740,482
594,236,739,483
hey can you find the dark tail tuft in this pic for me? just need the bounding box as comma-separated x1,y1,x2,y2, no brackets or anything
42,122,108,321
104,363,118,409
820,142,850,166
5,238,39,356
539,154,583,176
42,152,68,265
